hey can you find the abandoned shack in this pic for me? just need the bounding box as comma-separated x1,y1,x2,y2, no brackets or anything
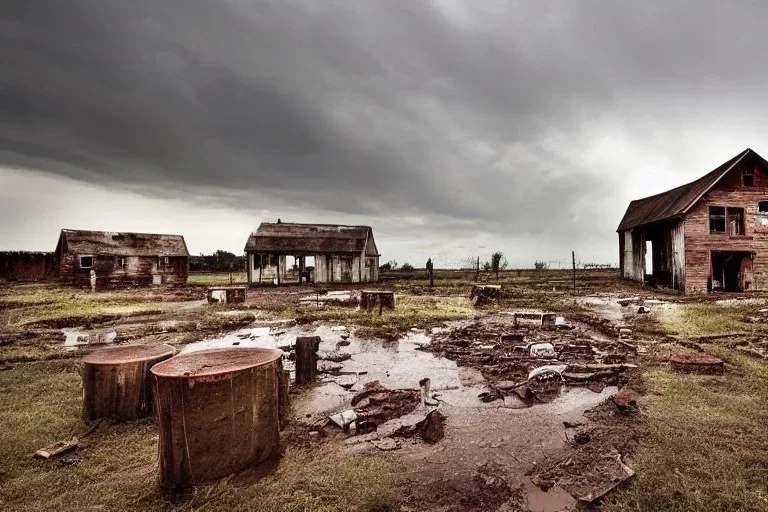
243,222,380,285
618,148,768,294
0,251,55,281
54,229,189,288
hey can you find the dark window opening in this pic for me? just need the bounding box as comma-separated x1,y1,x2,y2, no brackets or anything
114,256,127,270
729,207,745,236
79,256,93,269
743,169,755,187
709,206,726,233
759,200,768,213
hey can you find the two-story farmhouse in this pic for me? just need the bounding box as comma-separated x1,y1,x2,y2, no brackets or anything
618,148,768,294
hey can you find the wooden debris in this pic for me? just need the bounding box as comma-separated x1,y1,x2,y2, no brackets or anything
33,437,79,459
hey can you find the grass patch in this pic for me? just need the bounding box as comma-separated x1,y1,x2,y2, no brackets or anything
0,286,164,330
282,295,477,338
0,360,400,511
659,304,768,337
602,351,768,512
187,272,248,286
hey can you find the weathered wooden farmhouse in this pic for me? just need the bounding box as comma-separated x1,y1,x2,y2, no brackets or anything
54,230,189,289
243,222,380,285
618,148,768,294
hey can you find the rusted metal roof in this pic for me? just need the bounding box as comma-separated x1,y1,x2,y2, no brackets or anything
617,148,765,232
59,230,189,257
244,222,373,254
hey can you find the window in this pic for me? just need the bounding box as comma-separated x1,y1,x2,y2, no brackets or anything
743,169,755,187
158,256,170,270
759,200,768,213
79,255,93,269
114,256,127,270
709,206,726,233
729,207,745,236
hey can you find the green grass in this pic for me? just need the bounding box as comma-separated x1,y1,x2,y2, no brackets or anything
601,350,768,512
0,360,400,512
187,272,248,286
659,304,768,337
275,294,477,338
0,286,163,330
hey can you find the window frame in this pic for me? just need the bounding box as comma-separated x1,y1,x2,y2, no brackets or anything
743,168,755,187
79,255,94,269
727,207,745,236
709,206,726,233
758,200,768,214
114,256,127,270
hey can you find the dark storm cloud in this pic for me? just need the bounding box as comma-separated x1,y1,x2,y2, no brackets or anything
3,0,768,246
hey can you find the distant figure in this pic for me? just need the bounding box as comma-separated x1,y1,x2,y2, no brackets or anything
277,218,282,224
90,269,96,293
426,258,434,288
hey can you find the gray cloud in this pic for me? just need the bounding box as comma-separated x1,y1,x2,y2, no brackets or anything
3,1,768,262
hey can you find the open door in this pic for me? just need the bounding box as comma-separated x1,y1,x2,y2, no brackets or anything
740,255,754,291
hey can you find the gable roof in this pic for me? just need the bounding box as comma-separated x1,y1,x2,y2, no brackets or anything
244,222,376,254
58,230,189,257
617,148,768,232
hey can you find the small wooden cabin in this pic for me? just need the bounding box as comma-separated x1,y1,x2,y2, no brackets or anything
243,222,380,285
54,230,189,289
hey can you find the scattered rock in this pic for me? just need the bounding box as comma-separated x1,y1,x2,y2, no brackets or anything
322,352,352,363
418,410,446,444
317,360,343,374
371,437,400,451
333,375,357,389
612,387,640,412
474,460,512,496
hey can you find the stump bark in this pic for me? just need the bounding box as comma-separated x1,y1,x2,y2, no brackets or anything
278,369,290,429
82,344,176,422
295,336,321,385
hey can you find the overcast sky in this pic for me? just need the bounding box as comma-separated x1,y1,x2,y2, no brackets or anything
3,1,768,268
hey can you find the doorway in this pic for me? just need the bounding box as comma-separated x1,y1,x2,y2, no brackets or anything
710,251,753,292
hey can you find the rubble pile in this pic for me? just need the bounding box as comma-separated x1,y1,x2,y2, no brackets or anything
431,314,638,404
529,392,643,504
321,381,445,451
470,285,504,307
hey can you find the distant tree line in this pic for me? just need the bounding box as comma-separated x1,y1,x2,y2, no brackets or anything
190,250,246,272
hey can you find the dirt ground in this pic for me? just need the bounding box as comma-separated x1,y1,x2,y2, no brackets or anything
1,269,767,511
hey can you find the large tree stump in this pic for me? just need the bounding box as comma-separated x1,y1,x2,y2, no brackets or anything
295,336,321,385
82,344,176,422
151,348,283,492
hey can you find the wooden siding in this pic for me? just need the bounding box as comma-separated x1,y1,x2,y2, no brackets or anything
684,160,768,293
58,253,188,289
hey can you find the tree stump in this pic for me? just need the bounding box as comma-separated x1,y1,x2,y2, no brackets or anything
295,336,321,385
82,344,177,422
151,348,284,492
360,290,396,314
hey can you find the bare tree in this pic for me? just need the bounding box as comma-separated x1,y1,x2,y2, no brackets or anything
491,251,508,279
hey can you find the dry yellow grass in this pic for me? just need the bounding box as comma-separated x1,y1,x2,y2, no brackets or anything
0,361,399,512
